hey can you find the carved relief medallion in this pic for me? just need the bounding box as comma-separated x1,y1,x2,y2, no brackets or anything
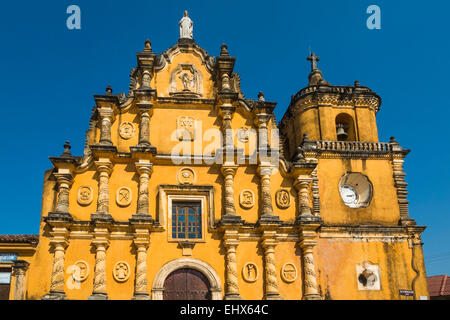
239,189,255,209
275,189,291,208
113,261,130,282
77,186,93,206
236,127,250,143
177,167,196,185
242,263,258,283
281,263,297,283
176,116,195,141
119,122,135,140
72,260,90,282
116,187,132,207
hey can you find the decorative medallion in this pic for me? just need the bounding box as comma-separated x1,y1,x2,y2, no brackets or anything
275,189,291,209
116,187,132,207
239,189,255,209
281,263,297,283
71,260,90,282
119,122,135,140
356,261,381,291
77,186,93,206
236,127,250,143
113,261,131,282
176,116,195,141
242,263,258,283
177,167,196,185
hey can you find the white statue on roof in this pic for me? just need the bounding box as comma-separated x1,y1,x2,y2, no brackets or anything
179,10,193,39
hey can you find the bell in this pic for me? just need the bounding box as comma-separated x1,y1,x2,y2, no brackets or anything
336,124,348,141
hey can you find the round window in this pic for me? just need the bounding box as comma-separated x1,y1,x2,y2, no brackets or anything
339,173,373,208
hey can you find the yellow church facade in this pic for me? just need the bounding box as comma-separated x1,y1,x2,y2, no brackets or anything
0,13,429,300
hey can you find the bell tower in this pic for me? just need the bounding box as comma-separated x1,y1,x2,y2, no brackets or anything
280,53,381,160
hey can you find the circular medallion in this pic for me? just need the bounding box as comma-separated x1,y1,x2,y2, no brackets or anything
119,122,135,140
281,262,297,283
275,189,291,209
77,186,93,206
70,260,90,282
113,261,130,282
116,187,132,207
242,263,258,283
177,167,196,185
239,189,255,209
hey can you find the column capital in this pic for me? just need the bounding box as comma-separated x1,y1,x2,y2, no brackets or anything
95,159,113,174
221,165,238,176
257,166,273,176
53,172,74,185
97,105,114,120
135,162,153,176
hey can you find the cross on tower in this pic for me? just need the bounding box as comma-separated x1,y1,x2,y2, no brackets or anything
307,52,320,71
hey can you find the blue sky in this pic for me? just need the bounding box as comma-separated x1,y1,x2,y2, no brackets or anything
0,1,449,276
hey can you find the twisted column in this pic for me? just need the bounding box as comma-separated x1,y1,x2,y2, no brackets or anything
43,232,69,300
132,229,150,300
262,237,281,300
222,166,237,217
12,260,29,300
259,166,274,218
89,237,109,300
224,236,241,299
138,106,151,146
95,160,113,214
136,162,153,215
295,179,313,218
98,107,113,145
301,245,320,299
53,173,73,213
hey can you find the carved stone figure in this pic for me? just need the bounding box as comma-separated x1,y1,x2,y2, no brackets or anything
239,189,255,209
242,263,258,282
179,10,193,39
119,122,135,140
113,261,130,282
275,189,291,208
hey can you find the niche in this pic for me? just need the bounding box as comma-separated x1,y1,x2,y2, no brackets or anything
335,113,356,141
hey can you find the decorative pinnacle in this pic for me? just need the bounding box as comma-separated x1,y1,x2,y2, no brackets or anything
144,39,152,52
258,91,265,101
62,141,72,157
220,43,229,56
354,80,360,87
105,85,113,96
390,136,398,144
307,52,320,71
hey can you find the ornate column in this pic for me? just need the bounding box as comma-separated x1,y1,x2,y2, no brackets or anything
221,166,238,219
94,160,113,217
135,162,153,216
43,227,70,300
89,228,110,300
261,233,282,300
132,228,151,300
294,177,314,220
138,106,151,146
98,106,114,146
12,260,30,300
53,173,73,213
258,166,280,223
223,230,241,300
299,224,322,300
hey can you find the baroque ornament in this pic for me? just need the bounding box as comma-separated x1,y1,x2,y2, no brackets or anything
177,167,196,185
119,122,135,140
71,260,90,281
116,187,132,207
77,186,93,206
113,261,131,282
275,189,291,209
242,263,258,283
239,189,255,209
236,127,250,143
176,116,195,141
280,263,297,283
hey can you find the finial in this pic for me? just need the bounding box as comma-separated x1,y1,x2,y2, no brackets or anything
62,140,72,157
144,39,152,52
258,91,265,101
354,80,360,87
220,43,229,56
390,136,398,144
106,85,113,96
307,52,320,71
179,9,194,40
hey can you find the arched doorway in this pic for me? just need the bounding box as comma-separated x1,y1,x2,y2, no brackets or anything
163,268,211,300
151,258,222,300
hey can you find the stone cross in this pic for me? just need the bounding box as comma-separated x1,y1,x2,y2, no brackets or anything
307,52,320,71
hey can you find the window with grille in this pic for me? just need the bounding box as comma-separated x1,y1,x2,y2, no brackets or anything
172,201,202,239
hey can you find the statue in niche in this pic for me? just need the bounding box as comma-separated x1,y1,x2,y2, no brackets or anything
179,10,193,39
178,72,196,91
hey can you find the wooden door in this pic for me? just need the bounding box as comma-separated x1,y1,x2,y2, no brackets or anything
163,268,211,300
0,268,11,300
